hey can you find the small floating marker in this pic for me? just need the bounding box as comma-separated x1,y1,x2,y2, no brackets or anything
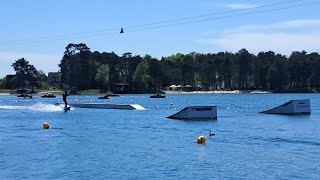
197,136,206,144
170,103,173,105
43,122,49,129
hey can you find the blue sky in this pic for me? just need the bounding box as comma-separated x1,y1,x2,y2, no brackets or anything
0,0,320,78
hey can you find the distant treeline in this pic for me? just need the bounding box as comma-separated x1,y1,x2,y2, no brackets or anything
58,43,320,93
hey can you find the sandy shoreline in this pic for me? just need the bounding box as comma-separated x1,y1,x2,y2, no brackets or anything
163,90,270,94
0,90,270,95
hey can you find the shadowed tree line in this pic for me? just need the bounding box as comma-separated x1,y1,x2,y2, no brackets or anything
2,43,320,93
58,43,320,93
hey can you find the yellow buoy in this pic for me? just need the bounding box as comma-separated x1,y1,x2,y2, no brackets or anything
43,122,49,129
197,136,206,144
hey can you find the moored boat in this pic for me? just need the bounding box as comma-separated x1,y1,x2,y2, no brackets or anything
107,93,120,97
98,94,109,99
150,94,166,98
41,93,56,98
17,94,33,98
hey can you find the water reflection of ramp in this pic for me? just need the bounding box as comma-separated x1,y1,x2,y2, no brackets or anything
0,103,63,112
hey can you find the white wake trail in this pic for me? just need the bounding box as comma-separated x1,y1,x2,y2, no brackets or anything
0,103,63,112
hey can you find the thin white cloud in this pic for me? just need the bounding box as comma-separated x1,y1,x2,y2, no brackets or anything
278,19,320,29
0,52,61,78
227,20,320,33
225,3,259,9
207,33,320,54
197,19,320,55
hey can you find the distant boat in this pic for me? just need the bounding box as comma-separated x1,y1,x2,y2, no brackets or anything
98,93,120,99
17,94,32,98
55,102,145,110
41,93,56,98
260,99,311,115
150,94,166,98
107,93,120,97
98,94,110,99
167,106,217,120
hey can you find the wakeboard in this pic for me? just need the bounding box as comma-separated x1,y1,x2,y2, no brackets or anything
64,106,71,112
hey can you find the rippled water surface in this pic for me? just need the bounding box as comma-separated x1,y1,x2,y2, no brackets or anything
0,94,320,179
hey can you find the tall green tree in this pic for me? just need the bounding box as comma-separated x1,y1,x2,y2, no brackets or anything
288,51,312,88
195,53,216,89
267,58,288,90
0,78,5,89
182,54,196,86
309,52,320,89
255,51,277,89
119,52,143,85
100,52,120,90
236,49,253,89
144,54,161,89
132,61,149,93
220,52,235,89
95,64,109,90
59,43,94,90
11,58,37,90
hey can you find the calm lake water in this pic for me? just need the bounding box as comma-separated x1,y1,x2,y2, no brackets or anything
0,94,319,179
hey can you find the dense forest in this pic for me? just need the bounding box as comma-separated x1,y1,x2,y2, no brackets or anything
58,43,320,93
2,43,320,93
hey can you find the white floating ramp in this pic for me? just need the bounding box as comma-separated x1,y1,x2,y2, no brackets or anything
55,103,145,110
260,99,311,115
167,106,217,120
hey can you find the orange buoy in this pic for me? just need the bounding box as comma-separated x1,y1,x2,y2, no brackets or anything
43,122,49,129
197,136,206,144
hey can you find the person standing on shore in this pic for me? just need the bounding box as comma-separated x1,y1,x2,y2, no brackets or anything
63,90,70,109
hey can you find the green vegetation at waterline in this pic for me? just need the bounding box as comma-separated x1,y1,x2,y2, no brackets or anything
0,58,50,92
2,43,320,93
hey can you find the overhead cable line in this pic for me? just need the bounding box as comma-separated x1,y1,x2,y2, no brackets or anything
127,1,320,33
1,0,318,46
125,0,307,30
3,28,119,44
